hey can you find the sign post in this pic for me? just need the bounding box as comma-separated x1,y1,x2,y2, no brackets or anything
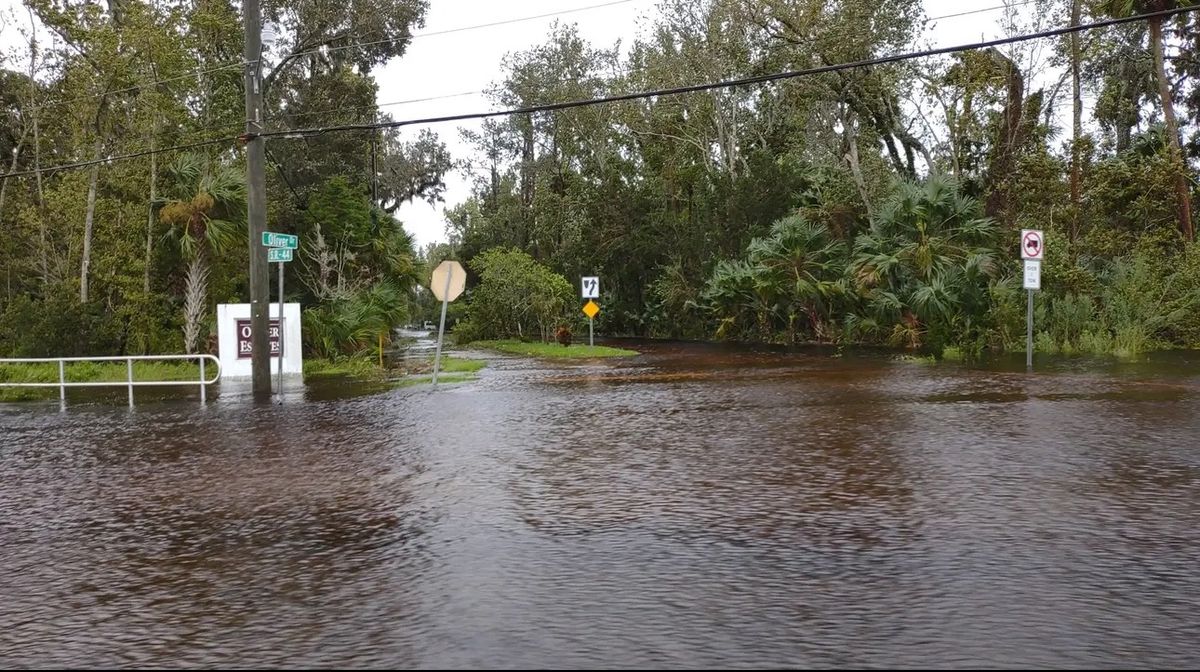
581,276,599,347
1021,229,1044,371
277,260,284,395
582,300,600,345
263,232,297,396
429,260,466,387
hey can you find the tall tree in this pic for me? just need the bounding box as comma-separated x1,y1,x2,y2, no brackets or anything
1099,0,1194,240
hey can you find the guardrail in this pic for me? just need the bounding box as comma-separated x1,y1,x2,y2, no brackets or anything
0,354,222,407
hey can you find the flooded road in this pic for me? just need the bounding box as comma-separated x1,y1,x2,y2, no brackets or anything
2,341,1199,668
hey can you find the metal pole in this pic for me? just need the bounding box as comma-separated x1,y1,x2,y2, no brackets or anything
1026,288,1034,371
277,261,284,397
58,360,65,404
431,266,453,387
589,316,594,347
199,357,206,404
127,357,134,408
244,0,270,398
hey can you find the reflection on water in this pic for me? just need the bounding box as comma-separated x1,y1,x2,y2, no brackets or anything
2,342,1199,668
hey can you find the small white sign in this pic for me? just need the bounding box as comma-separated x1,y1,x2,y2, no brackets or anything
1021,229,1044,260
581,276,599,299
1023,260,1041,290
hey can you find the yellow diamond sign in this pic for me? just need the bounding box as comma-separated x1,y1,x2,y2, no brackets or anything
582,299,600,319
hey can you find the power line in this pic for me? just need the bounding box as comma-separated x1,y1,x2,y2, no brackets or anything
273,3,1036,129
31,62,246,113
19,1,638,111
264,144,307,207
4,5,1196,180
0,132,243,179
295,0,1033,67
256,5,1200,141
25,0,1019,120
927,1,1038,23
284,0,640,64
23,0,1025,115
269,90,484,125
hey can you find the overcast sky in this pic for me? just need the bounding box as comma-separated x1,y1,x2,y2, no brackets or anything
2,1,1064,249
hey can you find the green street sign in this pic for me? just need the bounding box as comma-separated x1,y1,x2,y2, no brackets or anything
268,247,293,263
262,231,298,249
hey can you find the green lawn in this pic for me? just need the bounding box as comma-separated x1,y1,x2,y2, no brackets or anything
469,339,639,358
0,355,488,401
392,356,485,387
303,357,387,380
305,355,487,388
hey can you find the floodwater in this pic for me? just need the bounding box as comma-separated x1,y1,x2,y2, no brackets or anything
2,340,1199,669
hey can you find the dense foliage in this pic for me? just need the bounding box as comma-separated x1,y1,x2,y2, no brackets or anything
446,0,1200,357
0,0,442,359
3,0,1199,361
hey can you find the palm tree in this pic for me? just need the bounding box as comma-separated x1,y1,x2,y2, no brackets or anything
701,217,848,343
702,258,776,340
158,154,245,353
851,176,998,351
747,216,848,342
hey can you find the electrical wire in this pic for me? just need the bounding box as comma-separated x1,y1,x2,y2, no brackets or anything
3,5,1196,180
256,5,1200,141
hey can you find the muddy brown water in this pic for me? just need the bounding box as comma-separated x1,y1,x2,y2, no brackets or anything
2,341,1198,668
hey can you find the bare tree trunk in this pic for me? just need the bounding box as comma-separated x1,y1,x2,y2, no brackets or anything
23,5,49,285
841,107,871,219
80,136,102,303
34,111,48,285
985,49,1026,226
519,114,535,208
1069,0,1082,241
1149,17,1193,241
144,126,157,295
0,136,24,230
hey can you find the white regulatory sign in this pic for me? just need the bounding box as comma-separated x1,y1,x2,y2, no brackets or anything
1024,259,1041,290
581,276,599,299
1021,229,1044,261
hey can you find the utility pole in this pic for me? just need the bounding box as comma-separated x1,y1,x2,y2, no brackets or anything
243,0,270,397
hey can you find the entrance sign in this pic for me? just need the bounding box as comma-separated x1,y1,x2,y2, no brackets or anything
236,319,281,358
217,303,303,379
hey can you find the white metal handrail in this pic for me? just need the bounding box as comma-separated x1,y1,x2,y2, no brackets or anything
0,354,222,407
